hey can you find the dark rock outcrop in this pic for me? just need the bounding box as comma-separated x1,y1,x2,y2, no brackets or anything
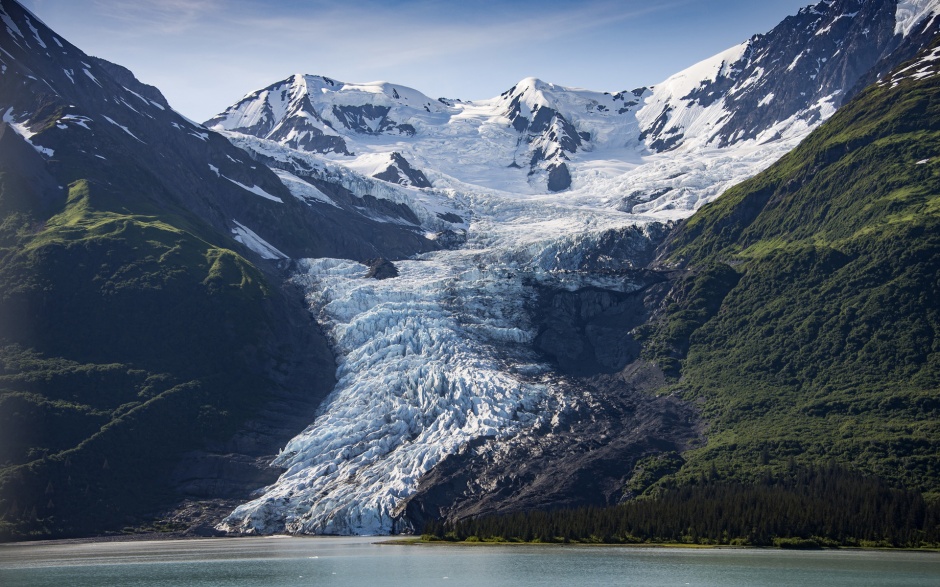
364,258,399,280
372,152,433,188
404,268,701,529
546,162,571,192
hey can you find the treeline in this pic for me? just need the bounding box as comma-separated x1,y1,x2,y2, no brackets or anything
424,466,940,547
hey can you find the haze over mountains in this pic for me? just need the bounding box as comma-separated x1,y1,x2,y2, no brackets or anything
0,0,937,540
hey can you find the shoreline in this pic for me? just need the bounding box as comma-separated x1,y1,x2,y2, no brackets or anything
384,537,940,553
5,532,938,555
0,531,364,547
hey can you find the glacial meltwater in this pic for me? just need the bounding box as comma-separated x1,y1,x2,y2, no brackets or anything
1,537,938,587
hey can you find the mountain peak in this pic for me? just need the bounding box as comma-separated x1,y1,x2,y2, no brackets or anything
514,76,550,92
634,0,936,153
293,75,443,111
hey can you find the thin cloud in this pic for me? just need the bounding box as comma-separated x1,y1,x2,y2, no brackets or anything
22,0,773,120
91,0,223,33
223,0,692,70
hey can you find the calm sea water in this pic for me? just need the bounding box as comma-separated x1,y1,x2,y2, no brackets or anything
1,536,938,586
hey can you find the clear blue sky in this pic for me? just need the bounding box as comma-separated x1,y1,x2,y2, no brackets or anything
21,0,814,122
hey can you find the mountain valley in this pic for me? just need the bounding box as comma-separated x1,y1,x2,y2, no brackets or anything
0,0,937,542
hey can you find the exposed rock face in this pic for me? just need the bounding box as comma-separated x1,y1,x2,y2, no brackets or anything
166,275,337,508
0,121,62,217
847,1,940,95
534,282,663,376
546,162,572,192
332,104,417,136
404,273,703,528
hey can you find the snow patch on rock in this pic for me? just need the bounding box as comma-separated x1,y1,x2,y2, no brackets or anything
0,4,23,39
232,220,288,260
222,175,283,203
23,14,45,48
102,115,144,143
273,168,339,207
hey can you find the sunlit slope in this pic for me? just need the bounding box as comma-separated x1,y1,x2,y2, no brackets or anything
646,40,940,496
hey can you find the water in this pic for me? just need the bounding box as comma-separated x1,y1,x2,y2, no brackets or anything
1,537,938,587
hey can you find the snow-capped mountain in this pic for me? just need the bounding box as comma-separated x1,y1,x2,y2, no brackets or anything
639,0,896,151
208,1,939,207
0,4,443,265
208,74,647,193
204,75,444,155
209,0,940,537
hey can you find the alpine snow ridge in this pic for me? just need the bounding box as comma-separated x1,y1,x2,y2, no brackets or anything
207,0,940,536
209,0,940,210
638,0,940,153
208,74,647,194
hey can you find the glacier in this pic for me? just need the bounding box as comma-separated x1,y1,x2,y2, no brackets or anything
214,0,936,536
220,255,551,534
219,208,674,535
215,68,835,539
215,127,799,535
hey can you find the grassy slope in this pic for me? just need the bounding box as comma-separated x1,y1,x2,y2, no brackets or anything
0,174,278,539
644,50,940,497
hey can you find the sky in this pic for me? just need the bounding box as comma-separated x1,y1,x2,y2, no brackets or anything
20,0,814,122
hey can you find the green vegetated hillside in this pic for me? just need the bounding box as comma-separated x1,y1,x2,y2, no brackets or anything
645,46,940,498
427,40,940,548
0,163,284,540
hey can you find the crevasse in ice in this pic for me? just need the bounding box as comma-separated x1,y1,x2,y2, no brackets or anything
219,252,555,534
